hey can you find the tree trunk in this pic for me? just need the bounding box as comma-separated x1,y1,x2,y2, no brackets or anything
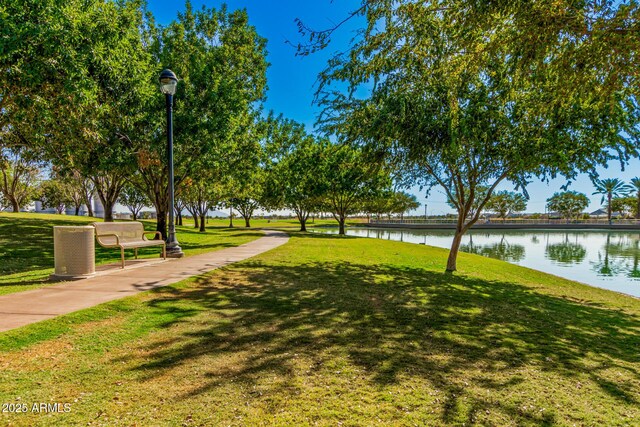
608,193,612,224
9,197,19,213
149,183,169,239
229,207,234,227
446,229,465,272
295,208,309,232
103,199,115,222
199,215,205,232
193,214,199,229
338,216,346,235
178,212,183,226
636,193,640,219
156,209,168,240
132,212,138,221
75,206,80,216
86,200,94,217
245,216,251,228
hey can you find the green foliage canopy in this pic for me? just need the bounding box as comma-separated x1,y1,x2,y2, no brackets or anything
263,116,329,231
301,0,640,270
547,191,590,219
592,178,633,222
485,191,528,220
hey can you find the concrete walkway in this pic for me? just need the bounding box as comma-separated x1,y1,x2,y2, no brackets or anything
0,230,289,333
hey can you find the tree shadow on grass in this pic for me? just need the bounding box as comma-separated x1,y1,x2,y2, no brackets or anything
119,258,640,424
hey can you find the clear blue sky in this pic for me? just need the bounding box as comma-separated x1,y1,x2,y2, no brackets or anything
147,0,639,215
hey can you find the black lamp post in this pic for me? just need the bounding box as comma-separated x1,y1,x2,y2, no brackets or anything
160,69,184,258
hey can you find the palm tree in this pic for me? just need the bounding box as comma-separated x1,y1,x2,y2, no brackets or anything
630,177,640,219
592,178,633,224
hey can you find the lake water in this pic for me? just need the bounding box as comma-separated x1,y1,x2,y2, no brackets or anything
318,227,640,297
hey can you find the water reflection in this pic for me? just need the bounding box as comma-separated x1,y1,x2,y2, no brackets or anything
319,227,640,296
545,234,587,265
592,234,640,278
461,235,526,262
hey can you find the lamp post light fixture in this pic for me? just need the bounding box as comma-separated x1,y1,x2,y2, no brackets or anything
160,69,184,258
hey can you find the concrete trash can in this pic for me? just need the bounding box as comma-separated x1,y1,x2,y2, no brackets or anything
51,226,96,279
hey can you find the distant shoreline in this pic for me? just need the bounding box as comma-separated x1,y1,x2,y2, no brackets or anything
361,222,640,231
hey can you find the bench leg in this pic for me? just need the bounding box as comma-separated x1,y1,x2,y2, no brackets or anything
135,248,138,259
162,244,166,260
121,247,125,269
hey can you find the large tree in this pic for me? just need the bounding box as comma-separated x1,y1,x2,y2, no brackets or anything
263,117,327,232
38,179,72,215
361,190,394,220
610,196,636,218
547,191,590,220
592,178,633,224
138,3,268,238
389,191,421,220
0,146,41,212
16,1,152,221
319,144,390,235
119,182,150,221
301,0,640,272
181,177,225,232
485,191,528,220
1,0,100,154
228,169,265,228
2,0,155,221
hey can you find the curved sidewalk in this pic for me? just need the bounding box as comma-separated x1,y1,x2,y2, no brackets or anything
0,230,289,333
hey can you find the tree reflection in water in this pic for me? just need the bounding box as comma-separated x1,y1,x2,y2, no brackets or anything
461,235,526,262
594,233,640,278
347,228,640,291
545,233,587,265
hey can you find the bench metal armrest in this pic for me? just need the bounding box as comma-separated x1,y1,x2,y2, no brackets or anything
143,231,163,241
96,233,120,246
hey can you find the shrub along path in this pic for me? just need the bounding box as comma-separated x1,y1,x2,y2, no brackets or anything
0,230,289,332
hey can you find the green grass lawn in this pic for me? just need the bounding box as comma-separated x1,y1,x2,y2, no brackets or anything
1,231,639,425
0,212,264,296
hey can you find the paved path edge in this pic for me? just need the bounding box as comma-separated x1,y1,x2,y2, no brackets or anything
0,230,289,333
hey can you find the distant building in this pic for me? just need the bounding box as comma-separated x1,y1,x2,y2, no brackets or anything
590,209,624,219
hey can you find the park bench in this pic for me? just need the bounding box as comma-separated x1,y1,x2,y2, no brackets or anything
93,222,166,268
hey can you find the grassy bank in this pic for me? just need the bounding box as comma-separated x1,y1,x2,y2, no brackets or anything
0,212,264,296
1,232,639,425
